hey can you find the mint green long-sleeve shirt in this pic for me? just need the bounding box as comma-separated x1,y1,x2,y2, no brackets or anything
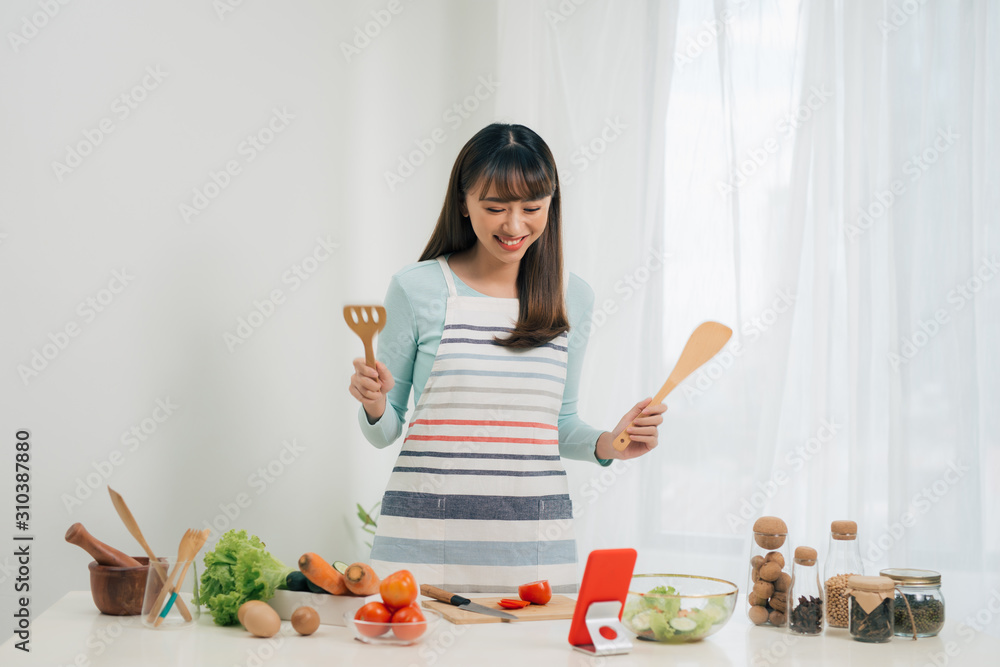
357,257,609,465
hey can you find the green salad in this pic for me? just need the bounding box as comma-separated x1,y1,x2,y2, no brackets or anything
622,585,730,642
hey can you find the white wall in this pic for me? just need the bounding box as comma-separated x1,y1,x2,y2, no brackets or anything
0,0,503,627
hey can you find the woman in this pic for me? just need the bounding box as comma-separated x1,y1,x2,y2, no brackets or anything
349,123,665,593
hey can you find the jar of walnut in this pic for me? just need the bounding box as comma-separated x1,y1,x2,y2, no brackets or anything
747,516,791,627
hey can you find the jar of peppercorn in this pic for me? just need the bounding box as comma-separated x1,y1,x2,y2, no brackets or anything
747,516,791,627
880,568,945,638
788,546,824,635
846,575,895,643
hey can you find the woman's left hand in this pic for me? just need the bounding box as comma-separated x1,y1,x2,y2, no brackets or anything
595,397,667,460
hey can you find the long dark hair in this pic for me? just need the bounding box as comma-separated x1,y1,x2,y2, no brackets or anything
419,123,568,348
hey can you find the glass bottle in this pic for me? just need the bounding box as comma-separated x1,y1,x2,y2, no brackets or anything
847,575,894,643
789,546,824,635
823,520,864,629
880,568,945,638
746,516,790,627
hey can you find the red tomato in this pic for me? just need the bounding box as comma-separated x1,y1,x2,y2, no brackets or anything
380,570,418,610
354,601,392,637
518,580,552,605
390,604,427,641
498,598,530,609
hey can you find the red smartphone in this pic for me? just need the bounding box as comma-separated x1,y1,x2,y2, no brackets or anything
567,548,638,647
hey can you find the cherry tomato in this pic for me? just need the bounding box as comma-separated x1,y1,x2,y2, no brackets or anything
518,580,552,605
354,601,392,637
498,598,530,609
380,570,418,610
390,604,427,641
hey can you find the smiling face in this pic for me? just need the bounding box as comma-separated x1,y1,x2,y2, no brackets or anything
460,180,551,266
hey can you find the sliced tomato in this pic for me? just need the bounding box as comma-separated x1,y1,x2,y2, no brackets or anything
518,580,552,605
498,598,531,609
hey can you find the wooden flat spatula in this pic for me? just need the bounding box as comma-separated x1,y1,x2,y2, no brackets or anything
613,321,733,451
344,305,387,369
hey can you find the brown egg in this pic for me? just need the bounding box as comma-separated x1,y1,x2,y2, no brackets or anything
242,601,281,638
291,606,320,636
238,600,268,626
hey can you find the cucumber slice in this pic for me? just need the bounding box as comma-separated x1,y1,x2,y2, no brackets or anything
332,561,350,574
669,617,698,632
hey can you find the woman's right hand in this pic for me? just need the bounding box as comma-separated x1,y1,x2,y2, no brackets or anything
349,358,395,423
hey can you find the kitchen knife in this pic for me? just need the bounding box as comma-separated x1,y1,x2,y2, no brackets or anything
420,585,518,621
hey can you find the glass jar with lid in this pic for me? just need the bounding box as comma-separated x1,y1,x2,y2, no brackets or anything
880,568,944,638
788,546,824,635
847,575,894,643
746,516,790,627
824,520,864,628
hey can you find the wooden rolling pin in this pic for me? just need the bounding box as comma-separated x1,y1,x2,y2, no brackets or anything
65,522,141,567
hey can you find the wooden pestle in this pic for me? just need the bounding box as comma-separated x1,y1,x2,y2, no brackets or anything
66,522,142,567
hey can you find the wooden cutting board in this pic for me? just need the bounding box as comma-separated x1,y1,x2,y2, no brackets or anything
422,595,576,624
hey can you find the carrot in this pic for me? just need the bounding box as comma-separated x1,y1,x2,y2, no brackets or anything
344,562,381,596
298,552,348,595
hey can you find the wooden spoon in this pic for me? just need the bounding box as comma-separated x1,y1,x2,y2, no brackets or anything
153,529,209,627
65,522,141,568
107,486,191,621
613,321,733,451
344,305,387,368
146,529,200,624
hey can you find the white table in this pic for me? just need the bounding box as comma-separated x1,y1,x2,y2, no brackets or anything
2,592,998,666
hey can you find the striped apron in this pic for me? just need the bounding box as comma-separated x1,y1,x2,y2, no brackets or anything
370,256,577,594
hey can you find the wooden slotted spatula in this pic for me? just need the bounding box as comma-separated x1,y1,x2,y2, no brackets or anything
107,486,192,621
613,321,733,451
344,305,387,368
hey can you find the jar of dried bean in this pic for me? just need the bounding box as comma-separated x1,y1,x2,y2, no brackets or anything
880,568,944,638
746,516,791,627
847,575,895,643
823,520,864,628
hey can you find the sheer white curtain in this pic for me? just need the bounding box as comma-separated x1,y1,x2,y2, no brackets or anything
501,0,998,628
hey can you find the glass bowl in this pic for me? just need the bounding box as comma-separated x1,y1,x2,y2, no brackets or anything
343,607,442,645
622,574,738,643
